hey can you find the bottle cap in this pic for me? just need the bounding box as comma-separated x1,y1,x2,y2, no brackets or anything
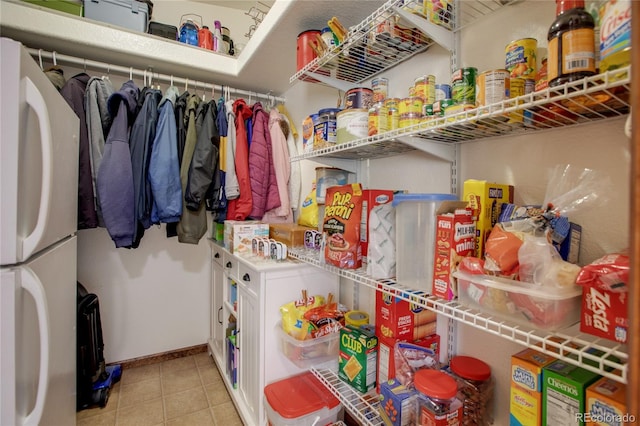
556,0,585,15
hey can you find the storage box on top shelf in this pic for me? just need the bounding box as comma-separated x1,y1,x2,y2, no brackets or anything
23,0,83,16
454,270,582,331
223,220,269,254
84,0,149,33
264,371,342,426
274,322,339,369
462,180,514,258
377,334,439,394
510,348,558,426
375,285,437,341
431,201,475,301
580,285,629,344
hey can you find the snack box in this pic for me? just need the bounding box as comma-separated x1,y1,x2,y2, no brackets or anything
542,360,602,425
274,322,340,369
264,371,342,426
432,201,475,300
375,284,437,340
359,189,395,262
84,0,149,33
580,286,629,343
510,348,558,426
338,325,378,394
462,180,514,258
455,271,582,331
379,378,419,426
223,220,269,254
584,377,628,425
269,223,313,248
376,335,440,393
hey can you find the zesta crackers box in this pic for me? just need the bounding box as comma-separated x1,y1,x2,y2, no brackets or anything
339,325,378,393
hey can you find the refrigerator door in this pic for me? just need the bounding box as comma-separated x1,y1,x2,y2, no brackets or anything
0,38,79,266
0,236,77,426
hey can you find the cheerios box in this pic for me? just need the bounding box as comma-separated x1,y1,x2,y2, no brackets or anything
432,202,475,300
462,180,514,258
585,377,627,425
223,220,269,254
338,325,378,394
379,378,418,426
510,348,558,426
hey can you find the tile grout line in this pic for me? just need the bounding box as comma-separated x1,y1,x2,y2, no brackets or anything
196,353,218,425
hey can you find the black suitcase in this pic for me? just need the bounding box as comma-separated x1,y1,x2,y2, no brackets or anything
77,282,108,410
148,21,178,41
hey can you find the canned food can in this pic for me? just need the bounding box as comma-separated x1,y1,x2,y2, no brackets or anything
433,98,455,116
388,107,399,130
444,103,475,122
368,102,388,136
452,67,477,105
505,38,537,78
399,112,422,128
302,113,319,153
384,97,400,111
476,69,510,107
435,84,452,101
424,103,434,117
345,87,374,109
414,74,436,104
313,108,341,149
408,86,417,97
337,108,369,143
371,77,389,103
398,97,424,115
508,77,525,125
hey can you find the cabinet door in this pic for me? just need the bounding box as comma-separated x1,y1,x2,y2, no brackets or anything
210,260,225,360
237,274,260,426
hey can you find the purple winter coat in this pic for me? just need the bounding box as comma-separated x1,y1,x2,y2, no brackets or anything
248,102,280,219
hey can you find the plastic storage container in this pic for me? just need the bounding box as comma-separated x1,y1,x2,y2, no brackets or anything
446,355,494,426
24,0,83,16
84,0,149,32
264,371,342,426
454,270,582,330
315,167,349,204
275,322,340,369
414,369,463,425
393,193,458,292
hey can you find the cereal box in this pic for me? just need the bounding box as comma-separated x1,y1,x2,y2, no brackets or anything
339,325,378,393
377,335,440,393
462,180,514,258
580,286,629,344
379,378,419,426
360,189,395,263
375,285,437,341
432,201,475,300
510,348,558,426
223,220,269,254
584,377,628,425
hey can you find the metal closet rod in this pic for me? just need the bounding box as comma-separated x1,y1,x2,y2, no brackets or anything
27,47,286,103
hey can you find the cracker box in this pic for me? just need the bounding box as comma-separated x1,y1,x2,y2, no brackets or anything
580,286,629,344
510,348,558,426
584,377,628,425
375,285,437,341
377,334,440,393
223,220,269,254
542,360,602,426
462,180,514,258
360,189,395,263
432,201,475,300
379,378,419,426
338,325,378,393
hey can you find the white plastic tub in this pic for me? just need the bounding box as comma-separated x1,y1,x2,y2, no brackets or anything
275,322,340,369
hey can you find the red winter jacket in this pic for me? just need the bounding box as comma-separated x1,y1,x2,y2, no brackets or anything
248,102,280,219
226,99,253,220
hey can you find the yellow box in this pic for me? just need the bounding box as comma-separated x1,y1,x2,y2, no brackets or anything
269,223,313,248
585,377,628,425
462,180,514,258
510,348,557,426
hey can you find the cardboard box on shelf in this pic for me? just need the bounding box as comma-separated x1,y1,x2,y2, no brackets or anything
375,285,437,341
584,377,627,426
580,286,629,344
338,325,378,394
269,223,314,248
223,220,269,254
510,348,558,426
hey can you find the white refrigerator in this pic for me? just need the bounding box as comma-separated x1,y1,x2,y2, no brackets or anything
1,38,79,426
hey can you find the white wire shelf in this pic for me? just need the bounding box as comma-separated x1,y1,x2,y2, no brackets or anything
292,66,631,161
289,248,629,386
290,0,517,86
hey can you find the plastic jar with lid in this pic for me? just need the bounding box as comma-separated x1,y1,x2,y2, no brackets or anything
414,369,463,426
446,355,494,426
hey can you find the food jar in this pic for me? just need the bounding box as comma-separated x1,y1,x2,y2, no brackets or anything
414,369,463,426
447,355,494,426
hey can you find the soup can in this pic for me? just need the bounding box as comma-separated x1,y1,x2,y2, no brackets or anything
398,97,424,115
435,84,452,101
414,74,436,104
388,108,399,130
384,97,400,111
476,69,510,107
505,38,537,78
399,112,422,128
433,98,455,116
372,77,389,103
452,67,477,105
345,87,374,109
368,102,389,136
508,77,525,125
314,107,341,148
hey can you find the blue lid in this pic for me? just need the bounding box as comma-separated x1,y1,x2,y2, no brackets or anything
392,193,458,207
318,108,341,115
322,27,332,34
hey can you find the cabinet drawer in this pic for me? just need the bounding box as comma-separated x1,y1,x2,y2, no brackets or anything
237,262,259,297
222,252,237,277
211,245,224,266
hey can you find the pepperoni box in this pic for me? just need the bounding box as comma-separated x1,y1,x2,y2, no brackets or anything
360,189,395,263
375,285,437,341
580,286,629,343
462,180,514,258
510,348,558,426
584,377,628,425
432,202,475,300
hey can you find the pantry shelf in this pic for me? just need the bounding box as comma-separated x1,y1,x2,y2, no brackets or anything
288,248,629,385
291,67,631,162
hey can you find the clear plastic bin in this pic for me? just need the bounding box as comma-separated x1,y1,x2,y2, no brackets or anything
454,271,582,331
275,322,340,369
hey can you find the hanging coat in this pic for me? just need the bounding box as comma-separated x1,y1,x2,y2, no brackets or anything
263,109,293,223
224,99,239,201
248,102,280,219
226,99,253,221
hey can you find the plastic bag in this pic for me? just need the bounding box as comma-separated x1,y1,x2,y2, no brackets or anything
518,235,580,287
297,185,319,228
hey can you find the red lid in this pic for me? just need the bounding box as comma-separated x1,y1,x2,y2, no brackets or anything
414,369,458,400
556,0,585,15
449,356,491,382
264,371,340,419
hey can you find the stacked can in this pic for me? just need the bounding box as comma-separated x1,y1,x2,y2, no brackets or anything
384,98,400,131
398,97,424,128
414,75,436,105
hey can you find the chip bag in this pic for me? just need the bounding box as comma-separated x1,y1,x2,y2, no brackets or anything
298,185,319,228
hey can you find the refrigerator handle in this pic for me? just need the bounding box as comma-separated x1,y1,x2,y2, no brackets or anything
20,269,50,426
21,77,53,260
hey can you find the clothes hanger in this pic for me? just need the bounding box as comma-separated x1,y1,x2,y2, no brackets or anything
38,49,43,70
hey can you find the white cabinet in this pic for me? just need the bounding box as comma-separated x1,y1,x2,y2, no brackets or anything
207,240,339,426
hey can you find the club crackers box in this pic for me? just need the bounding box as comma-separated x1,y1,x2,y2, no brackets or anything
510,348,558,426
581,286,629,344
377,334,440,393
339,325,378,394
462,180,514,258
432,202,475,300
585,377,628,425
542,360,602,426
375,285,437,341
360,189,395,263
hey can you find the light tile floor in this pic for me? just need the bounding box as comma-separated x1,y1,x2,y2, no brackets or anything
76,352,244,426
